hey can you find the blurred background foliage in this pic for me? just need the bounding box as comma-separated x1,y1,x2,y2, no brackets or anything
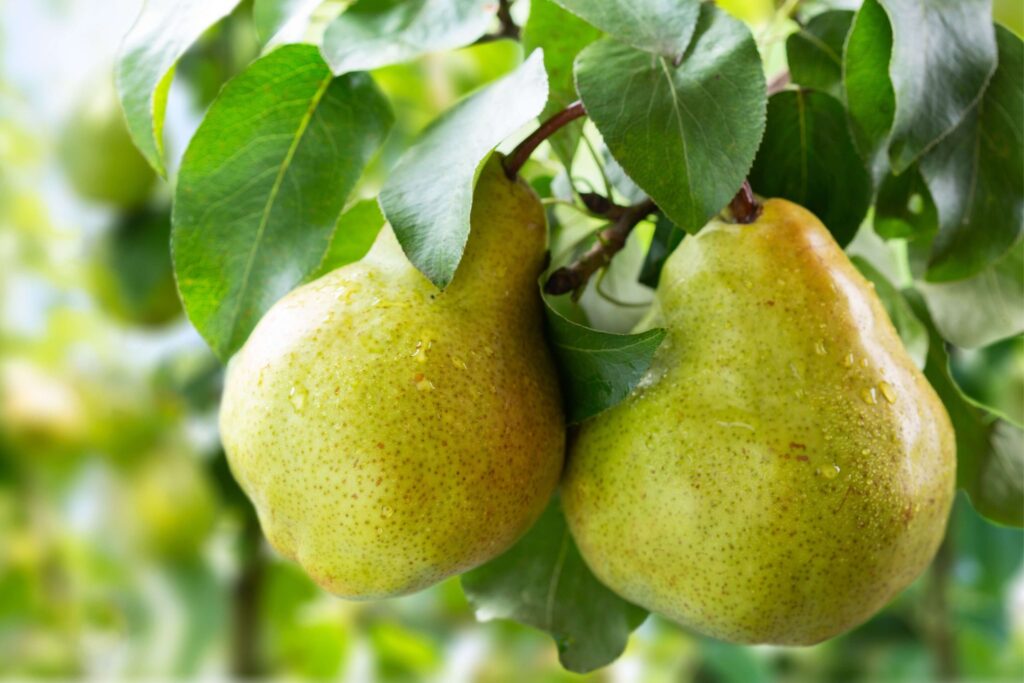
0,0,1021,680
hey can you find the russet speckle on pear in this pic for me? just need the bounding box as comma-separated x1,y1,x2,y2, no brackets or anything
563,199,955,645
220,156,565,598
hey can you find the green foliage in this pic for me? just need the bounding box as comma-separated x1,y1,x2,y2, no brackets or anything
379,52,547,289
575,4,766,233
786,10,853,99
749,90,871,246
173,45,392,359
552,0,701,60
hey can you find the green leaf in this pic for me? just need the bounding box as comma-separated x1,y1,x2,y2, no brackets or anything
749,90,871,247
523,0,600,169
785,10,854,100
843,0,895,185
116,0,244,176
253,0,322,45
173,45,392,360
553,0,701,60
874,166,938,241
638,213,684,288
917,240,1024,349
461,497,648,673
306,199,386,282
544,301,665,423
919,25,1024,283
881,0,997,173
907,290,1024,528
379,51,548,289
576,4,765,234
850,257,929,369
321,0,497,75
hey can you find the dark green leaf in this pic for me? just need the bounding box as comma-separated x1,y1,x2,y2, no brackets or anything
576,4,765,233
253,0,321,45
321,0,497,75
553,0,701,60
462,497,648,673
116,0,243,176
843,0,895,184
306,199,386,281
874,166,938,240
919,26,1024,282
786,10,854,99
749,90,871,246
881,0,997,173
907,290,1024,528
379,51,548,289
917,240,1024,349
523,0,600,168
544,300,665,423
173,45,392,360
638,213,684,288
851,257,928,369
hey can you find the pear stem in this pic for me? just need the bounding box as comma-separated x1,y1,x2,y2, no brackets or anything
503,100,587,179
729,180,761,224
545,198,657,296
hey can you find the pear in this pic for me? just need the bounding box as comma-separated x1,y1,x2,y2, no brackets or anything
220,156,565,598
562,199,955,645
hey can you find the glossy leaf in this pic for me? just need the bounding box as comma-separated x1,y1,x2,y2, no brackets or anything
522,0,600,168
749,90,871,247
306,199,386,282
462,497,648,673
851,257,928,369
553,0,700,60
173,45,393,359
786,10,854,99
576,4,765,233
638,213,684,288
253,0,322,45
544,301,665,423
908,291,1024,528
379,51,548,289
918,241,1024,349
873,167,938,241
116,0,243,176
881,0,997,173
919,26,1023,282
322,0,497,75
843,0,895,185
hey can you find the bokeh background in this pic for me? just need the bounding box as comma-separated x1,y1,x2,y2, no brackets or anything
1,0,1022,680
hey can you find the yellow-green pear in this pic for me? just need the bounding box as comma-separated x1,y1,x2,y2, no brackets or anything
220,156,565,598
563,199,955,645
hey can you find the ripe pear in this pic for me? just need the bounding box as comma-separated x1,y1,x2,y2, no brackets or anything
562,199,955,645
220,156,565,598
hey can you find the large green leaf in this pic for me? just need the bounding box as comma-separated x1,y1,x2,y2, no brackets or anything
305,199,386,282
917,240,1024,349
553,0,701,60
462,498,648,673
522,0,600,169
321,0,496,75
785,10,854,100
908,291,1024,528
576,4,765,234
173,45,392,360
116,0,243,176
544,301,665,423
873,166,938,241
749,90,871,247
253,0,322,45
881,0,997,173
851,257,928,369
919,25,1024,282
379,51,548,289
843,0,895,185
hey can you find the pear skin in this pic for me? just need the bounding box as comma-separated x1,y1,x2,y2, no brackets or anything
563,199,955,645
220,156,565,598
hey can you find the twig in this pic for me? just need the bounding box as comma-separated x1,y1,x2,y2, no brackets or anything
728,180,761,224
503,101,587,178
476,0,520,43
545,198,657,295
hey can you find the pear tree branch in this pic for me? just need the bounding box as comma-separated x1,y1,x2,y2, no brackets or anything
544,198,657,296
503,100,587,178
